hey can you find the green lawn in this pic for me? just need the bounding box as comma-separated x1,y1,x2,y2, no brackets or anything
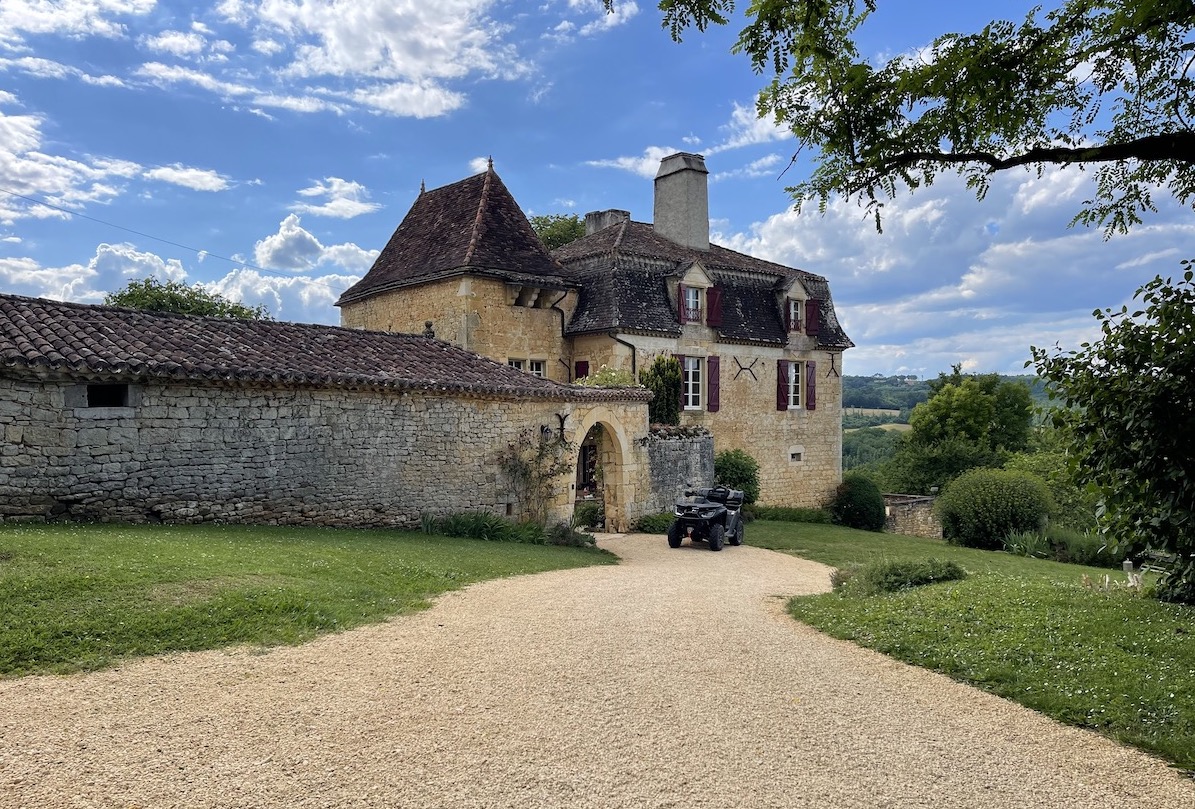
750,520,1195,774
0,522,614,678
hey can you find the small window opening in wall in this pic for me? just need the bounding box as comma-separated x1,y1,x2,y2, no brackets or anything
790,451,803,462
87,383,129,407
505,503,513,516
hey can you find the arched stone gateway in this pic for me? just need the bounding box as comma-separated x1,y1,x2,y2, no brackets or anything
564,405,644,533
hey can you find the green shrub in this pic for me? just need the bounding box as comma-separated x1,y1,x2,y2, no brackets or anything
576,365,636,387
748,505,832,524
1047,526,1129,569
842,558,968,596
431,512,551,544
1003,530,1052,559
572,501,603,529
829,473,886,531
935,468,1053,550
640,356,681,426
634,512,676,533
714,448,760,504
545,522,597,547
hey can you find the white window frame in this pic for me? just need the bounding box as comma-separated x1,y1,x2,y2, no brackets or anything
683,356,703,410
787,298,802,332
507,358,525,371
529,360,546,378
683,286,703,323
787,360,805,410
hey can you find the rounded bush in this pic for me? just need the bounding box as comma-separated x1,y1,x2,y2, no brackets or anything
830,473,886,531
714,448,760,505
935,468,1052,550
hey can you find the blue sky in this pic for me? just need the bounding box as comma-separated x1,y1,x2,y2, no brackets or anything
2,0,1193,378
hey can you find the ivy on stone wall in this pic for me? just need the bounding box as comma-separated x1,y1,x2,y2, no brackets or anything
498,426,576,526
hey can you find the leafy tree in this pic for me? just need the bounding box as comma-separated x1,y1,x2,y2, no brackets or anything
842,426,903,471
639,355,682,425
530,214,586,250
105,278,270,320
626,0,1195,234
1033,266,1195,603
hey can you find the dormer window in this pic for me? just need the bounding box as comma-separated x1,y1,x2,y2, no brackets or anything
786,298,802,332
681,285,702,323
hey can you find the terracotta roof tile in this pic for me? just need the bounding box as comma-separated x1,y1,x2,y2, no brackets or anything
0,294,649,403
337,167,572,306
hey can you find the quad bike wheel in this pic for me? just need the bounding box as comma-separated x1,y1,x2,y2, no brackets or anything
708,523,725,551
667,522,683,549
729,521,743,546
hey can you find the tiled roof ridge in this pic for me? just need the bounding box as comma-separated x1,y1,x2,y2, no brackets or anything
464,165,493,267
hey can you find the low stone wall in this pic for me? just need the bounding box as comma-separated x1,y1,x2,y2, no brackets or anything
641,430,715,518
0,375,650,530
883,494,943,538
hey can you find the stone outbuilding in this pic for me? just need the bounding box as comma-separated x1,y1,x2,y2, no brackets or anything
0,294,660,530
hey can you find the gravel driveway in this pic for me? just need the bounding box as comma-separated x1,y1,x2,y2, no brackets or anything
1,534,1192,808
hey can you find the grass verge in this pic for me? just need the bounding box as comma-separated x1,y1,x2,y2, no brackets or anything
0,522,614,678
750,521,1195,774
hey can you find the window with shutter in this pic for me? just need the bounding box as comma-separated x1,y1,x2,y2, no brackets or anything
786,298,802,332
707,355,720,412
680,286,702,323
777,360,807,410
805,298,821,338
707,287,723,328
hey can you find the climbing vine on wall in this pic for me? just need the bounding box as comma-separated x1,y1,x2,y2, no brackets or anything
498,426,576,525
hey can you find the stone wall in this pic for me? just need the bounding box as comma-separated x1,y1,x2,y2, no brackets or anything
883,494,943,539
574,331,845,510
0,375,651,530
642,430,715,517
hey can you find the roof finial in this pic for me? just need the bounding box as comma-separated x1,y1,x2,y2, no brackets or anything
419,179,426,194
487,155,493,171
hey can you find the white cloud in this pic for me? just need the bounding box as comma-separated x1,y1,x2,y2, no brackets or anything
290,177,382,219
0,103,143,224
713,153,784,181
0,56,125,87
707,102,789,154
715,168,1195,376
585,145,680,178
141,30,207,57
142,164,231,192
0,242,185,304
207,268,356,323
253,214,379,272
0,0,155,49
469,156,491,174
345,82,465,118
577,0,638,35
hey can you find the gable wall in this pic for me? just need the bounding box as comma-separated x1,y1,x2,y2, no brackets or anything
0,375,652,529
341,279,577,383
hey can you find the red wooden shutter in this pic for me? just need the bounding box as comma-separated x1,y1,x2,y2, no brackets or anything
806,361,817,410
707,286,723,328
574,360,589,380
805,298,821,338
784,298,792,331
776,360,789,411
707,355,720,412
677,285,687,323
675,354,686,409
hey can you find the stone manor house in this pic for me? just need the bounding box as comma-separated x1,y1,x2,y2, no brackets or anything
0,153,850,531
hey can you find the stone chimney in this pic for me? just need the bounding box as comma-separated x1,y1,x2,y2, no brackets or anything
584,209,630,235
653,152,709,251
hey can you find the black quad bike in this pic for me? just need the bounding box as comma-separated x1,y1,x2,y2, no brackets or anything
667,486,745,551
